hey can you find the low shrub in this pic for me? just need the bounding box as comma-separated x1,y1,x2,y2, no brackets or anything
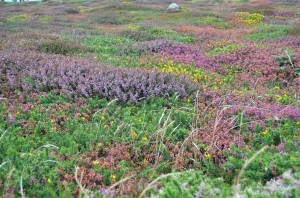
0,51,195,102
91,12,132,25
211,43,300,81
287,26,300,35
119,30,160,41
156,43,219,70
243,13,264,24
273,50,300,78
237,4,275,16
63,7,80,14
233,12,264,25
100,4,155,12
37,40,89,55
120,39,177,56
147,168,300,197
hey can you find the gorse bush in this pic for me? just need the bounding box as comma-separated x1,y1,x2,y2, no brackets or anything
243,13,264,24
234,12,264,24
0,50,195,102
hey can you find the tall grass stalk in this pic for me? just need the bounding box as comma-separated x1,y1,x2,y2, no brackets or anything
233,145,269,197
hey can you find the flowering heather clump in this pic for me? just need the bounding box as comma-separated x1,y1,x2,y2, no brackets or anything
0,50,194,102
121,39,177,56
156,43,219,70
212,44,300,81
174,25,226,40
265,36,300,49
173,25,251,42
193,89,300,161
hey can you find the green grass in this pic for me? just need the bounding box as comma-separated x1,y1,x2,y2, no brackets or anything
140,26,195,43
0,94,194,197
244,24,290,40
207,43,242,56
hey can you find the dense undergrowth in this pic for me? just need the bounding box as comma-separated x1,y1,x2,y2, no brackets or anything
0,0,299,197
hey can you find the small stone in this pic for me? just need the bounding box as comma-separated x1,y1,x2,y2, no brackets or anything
167,3,180,12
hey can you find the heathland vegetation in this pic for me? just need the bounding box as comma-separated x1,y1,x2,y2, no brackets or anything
0,0,299,197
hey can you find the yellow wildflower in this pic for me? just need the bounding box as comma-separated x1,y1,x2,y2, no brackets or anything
101,116,105,121
204,153,211,158
47,178,52,183
81,117,86,121
262,130,268,135
110,174,116,180
93,161,100,166
131,131,138,138
142,137,148,141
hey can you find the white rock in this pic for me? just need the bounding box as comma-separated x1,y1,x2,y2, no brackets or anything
167,3,180,12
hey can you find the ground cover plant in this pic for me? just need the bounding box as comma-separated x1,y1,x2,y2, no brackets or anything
0,0,299,197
